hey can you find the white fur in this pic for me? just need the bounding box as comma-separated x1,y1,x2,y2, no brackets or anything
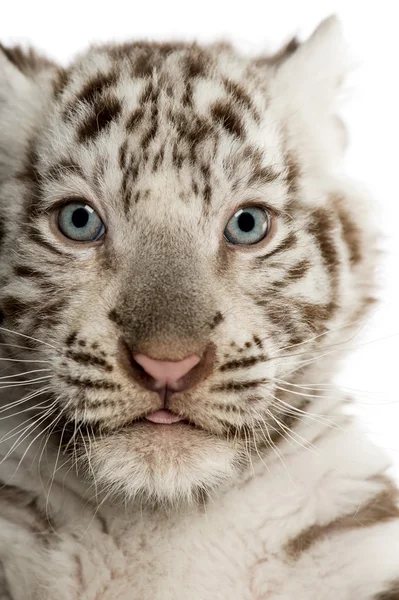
0,17,397,599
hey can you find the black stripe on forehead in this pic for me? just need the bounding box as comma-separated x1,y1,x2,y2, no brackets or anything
63,69,119,121
222,77,261,123
139,79,159,105
126,108,145,133
77,94,122,143
182,48,212,79
77,71,119,106
141,103,159,151
103,40,188,62
226,145,281,189
210,100,245,139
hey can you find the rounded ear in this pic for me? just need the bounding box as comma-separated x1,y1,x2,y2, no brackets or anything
0,45,58,183
274,16,347,110
268,16,349,168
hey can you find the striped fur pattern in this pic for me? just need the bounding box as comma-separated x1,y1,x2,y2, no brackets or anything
0,17,398,599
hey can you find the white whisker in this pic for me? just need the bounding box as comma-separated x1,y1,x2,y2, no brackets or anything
0,376,53,391
0,368,51,381
0,398,55,421
0,325,56,349
0,399,58,461
0,386,51,416
0,357,51,364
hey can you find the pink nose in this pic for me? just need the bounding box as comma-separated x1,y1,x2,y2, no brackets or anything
133,354,201,388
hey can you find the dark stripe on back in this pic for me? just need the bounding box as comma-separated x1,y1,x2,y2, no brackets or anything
373,581,399,600
286,484,399,559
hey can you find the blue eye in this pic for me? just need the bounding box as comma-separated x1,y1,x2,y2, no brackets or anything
58,202,105,242
224,206,270,245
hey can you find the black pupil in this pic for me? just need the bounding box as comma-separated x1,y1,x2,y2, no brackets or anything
238,211,255,232
72,208,90,228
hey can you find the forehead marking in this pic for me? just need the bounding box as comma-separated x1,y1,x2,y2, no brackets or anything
210,100,245,139
77,94,122,143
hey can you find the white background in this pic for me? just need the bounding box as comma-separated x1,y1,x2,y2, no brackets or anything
1,1,398,474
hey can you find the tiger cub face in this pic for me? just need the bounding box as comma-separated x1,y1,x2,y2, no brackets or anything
0,18,375,505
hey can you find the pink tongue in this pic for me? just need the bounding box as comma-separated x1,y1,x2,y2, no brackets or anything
145,410,184,424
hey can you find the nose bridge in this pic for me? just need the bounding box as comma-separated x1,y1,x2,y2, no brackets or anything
118,231,214,355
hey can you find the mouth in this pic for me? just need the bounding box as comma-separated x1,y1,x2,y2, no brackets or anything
144,409,186,424
58,409,194,440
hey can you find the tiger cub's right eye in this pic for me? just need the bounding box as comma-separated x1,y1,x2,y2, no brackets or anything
57,202,105,242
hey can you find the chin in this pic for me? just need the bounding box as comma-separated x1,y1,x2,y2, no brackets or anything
84,422,243,507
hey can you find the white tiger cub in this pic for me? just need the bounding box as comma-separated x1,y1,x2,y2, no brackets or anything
0,15,398,600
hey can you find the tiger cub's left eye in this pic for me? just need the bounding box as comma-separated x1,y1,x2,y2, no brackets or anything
57,202,105,242
224,206,270,246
